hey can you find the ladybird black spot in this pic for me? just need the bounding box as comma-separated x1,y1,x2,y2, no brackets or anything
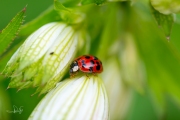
50,52,54,55
90,60,95,65
96,61,100,65
94,56,98,60
96,65,100,70
85,56,90,59
89,67,93,72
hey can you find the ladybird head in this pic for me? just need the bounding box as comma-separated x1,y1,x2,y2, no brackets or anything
70,61,79,75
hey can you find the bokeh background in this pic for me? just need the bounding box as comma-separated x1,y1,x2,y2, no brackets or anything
0,0,180,120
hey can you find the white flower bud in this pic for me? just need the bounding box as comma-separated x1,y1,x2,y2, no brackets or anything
3,22,78,94
28,76,109,120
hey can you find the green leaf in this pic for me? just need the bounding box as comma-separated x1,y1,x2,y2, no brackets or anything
81,0,106,5
128,4,180,115
151,5,175,40
0,7,26,57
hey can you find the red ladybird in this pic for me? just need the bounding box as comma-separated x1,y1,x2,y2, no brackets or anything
70,55,103,76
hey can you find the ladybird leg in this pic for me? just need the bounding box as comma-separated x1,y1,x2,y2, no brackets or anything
85,74,90,79
70,71,79,78
70,73,75,78
92,73,97,76
70,74,73,78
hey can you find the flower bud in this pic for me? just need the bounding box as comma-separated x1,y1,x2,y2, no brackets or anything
28,76,109,120
151,0,180,14
3,22,78,94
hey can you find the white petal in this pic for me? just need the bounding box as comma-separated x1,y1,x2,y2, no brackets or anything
6,47,20,66
41,26,78,83
18,22,67,70
29,76,109,120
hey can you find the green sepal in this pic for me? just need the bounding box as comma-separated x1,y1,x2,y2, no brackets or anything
0,7,26,57
54,0,85,24
35,65,68,96
151,4,175,40
54,0,71,12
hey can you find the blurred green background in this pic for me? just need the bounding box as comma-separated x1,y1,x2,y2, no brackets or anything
0,0,180,120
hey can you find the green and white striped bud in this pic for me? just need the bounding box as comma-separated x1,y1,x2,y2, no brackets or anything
151,0,180,14
3,22,78,94
28,76,109,120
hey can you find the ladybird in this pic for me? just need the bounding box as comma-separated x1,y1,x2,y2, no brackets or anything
70,55,103,76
